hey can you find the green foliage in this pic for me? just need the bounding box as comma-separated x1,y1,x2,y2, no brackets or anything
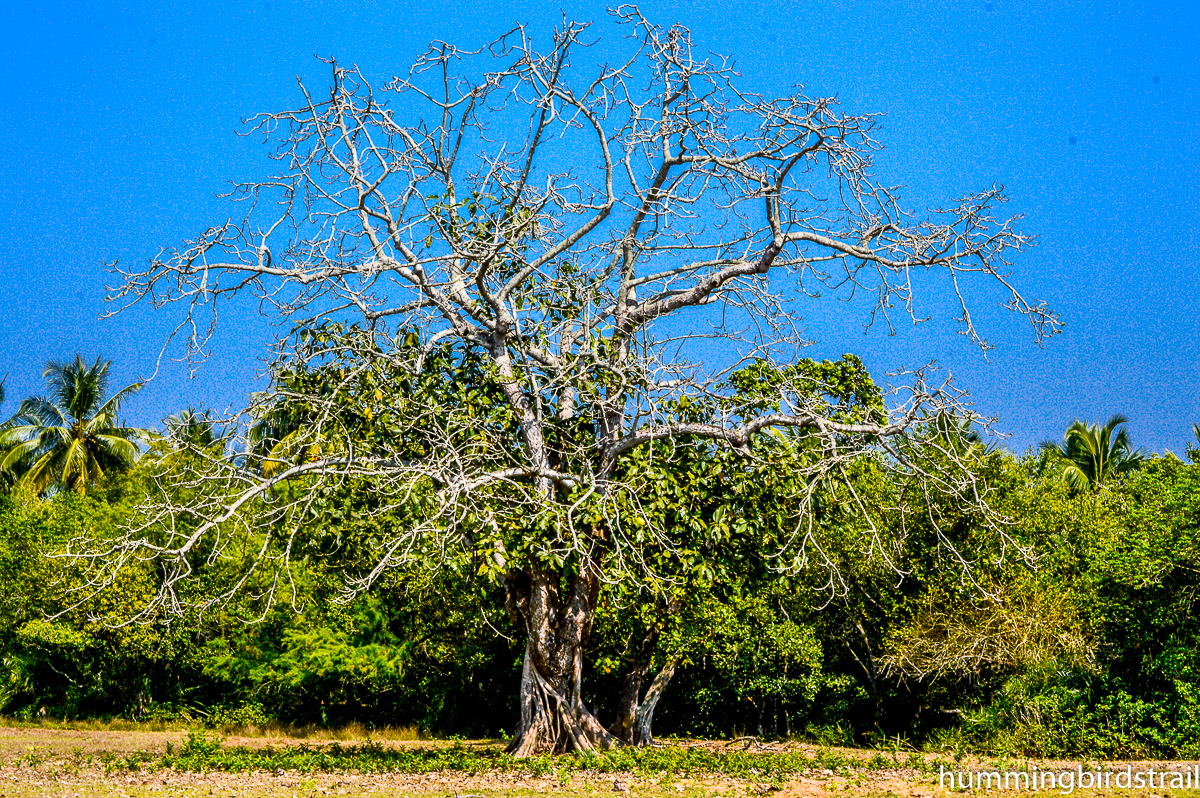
1039,415,1149,492
888,453,1200,759
0,487,197,720
6,346,1200,760
181,727,225,757
647,583,831,739
724,355,884,424
103,735,939,777
0,355,147,496
162,408,226,451
205,703,272,729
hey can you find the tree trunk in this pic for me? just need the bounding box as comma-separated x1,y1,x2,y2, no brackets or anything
755,691,764,737
611,627,657,744
631,657,677,746
505,562,617,756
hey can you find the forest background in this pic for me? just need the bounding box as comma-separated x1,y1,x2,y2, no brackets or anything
2,357,1200,761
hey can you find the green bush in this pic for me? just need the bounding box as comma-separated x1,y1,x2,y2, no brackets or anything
206,702,273,729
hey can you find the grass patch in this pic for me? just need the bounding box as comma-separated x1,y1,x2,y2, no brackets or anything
99,729,942,779
0,715,422,741
203,720,423,741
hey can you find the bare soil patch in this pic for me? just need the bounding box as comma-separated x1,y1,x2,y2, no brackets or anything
0,765,935,798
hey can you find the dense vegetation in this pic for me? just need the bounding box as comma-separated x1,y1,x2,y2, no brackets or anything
2,354,1199,761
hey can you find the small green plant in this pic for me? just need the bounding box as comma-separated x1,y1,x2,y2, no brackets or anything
181,728,224,757
807,724,854,747
68,747,91,773
17,746,45,769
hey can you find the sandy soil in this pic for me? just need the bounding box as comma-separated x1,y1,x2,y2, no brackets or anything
0,765,934,798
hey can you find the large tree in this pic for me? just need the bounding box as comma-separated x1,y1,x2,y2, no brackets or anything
0,356,145,496
87,13,1057,754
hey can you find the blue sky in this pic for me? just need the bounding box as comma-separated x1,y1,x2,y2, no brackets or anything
0,0,1197,454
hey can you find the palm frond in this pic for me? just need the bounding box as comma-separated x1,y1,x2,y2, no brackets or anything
164,408,225,449
1042,415,1146,491
0,437,43,472
43,355,114,422
95,380,144,420
20,448,65,496
15,396,69,430
92,432,143,466
2,354,150,495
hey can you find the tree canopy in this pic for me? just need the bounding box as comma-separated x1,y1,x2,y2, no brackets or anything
81,12,1057,755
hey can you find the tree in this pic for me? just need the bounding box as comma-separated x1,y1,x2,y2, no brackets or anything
1039,415,1148,492
0,356,146,496
0,489,178,721
90,13,1057,755
0,378,12,491
163,408,226,451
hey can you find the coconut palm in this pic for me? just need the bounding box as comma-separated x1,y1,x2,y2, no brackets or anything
0,355,147,495
0,377,15,490
928,413,1005,456
163,407,226,451
1039,414,1148,492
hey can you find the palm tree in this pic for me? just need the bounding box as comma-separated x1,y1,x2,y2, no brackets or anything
1039,414,1149,492
163,407,226,450
0,355,147,495
929,413,1004,456
0,377,16,490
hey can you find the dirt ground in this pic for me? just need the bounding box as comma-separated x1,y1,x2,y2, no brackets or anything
0,765,937,798
1,725,1198,797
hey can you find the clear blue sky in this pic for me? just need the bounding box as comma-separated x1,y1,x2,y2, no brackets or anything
1,0,1197,455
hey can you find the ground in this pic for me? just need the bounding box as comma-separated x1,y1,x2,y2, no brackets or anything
0,724,1197,797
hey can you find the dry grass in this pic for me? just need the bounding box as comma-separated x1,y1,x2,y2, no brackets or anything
203,720,423,741
0,723,441,765
4,725,1200,797
0,716,189,733
0,715,422,740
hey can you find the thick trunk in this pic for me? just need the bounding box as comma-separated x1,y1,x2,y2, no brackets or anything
505,562,617,756
631,657,678,746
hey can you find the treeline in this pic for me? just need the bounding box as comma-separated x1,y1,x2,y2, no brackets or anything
2,356,1200,759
